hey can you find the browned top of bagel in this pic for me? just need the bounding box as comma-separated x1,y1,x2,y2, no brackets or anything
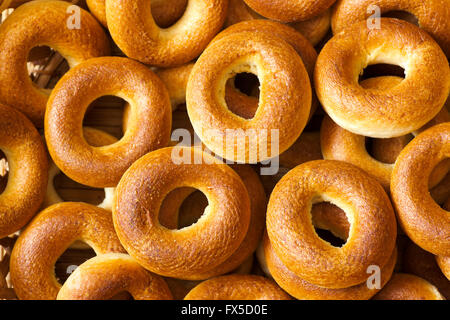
184,274,291,300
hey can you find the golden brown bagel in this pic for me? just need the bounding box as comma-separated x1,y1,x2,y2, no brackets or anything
159,165,266,280
403,242,450,298
43,128,118,210
264,234,397,300
87,0,187,28
267,160,397,289
0,103,48,238
184,275,291,300
391,123,450,257
105,0,228,67
187,31,311,163
57,253,173,300
373,273,445,300
113,147,251,279
45,57,172,188
10,202,125,300
332,0,450,57
243,0,336,23
315,18,450,138
0,0,110,126
224,0,331,46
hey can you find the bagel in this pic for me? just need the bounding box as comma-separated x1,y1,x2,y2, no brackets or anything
403,243,450,298
184,274,291,300
113,147,251,278
391,123,450,257
225,0,331,46
187,31,311,163
332,0,450,57
45,57,172,188
105,0,228,67
242,0,336,23
87,0,187,28
372,273,445,300
264,234,397,300
0,103,48,239
267,160,397,288
0,0,110,126
57,253,173,300
315,18,450,138
159,164,266,280
10,202,125,300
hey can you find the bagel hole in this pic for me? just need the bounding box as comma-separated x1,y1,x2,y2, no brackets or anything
382,11,419,26
359,64,405,83
28,46,69,91
84,96,127,141
151,0,188,28
54,245,96,284
159,188,209,230
225,72,260,120
0,150,8,194
53,171,106,206
311,202,349,247
365,135,413,164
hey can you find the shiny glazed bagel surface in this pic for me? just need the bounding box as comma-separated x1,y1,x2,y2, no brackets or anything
45,57,172,188
315,18,450,138
0,0,110,125
391,123,450,257
267,160,397,289
10,202,125,300
243,0,336,23
184,274,291,300
113,147,251,279
57,253,173,300
187,31,311,163
105,0,228,67
0,103,48,239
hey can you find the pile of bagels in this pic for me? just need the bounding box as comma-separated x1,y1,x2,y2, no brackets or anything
0,0,449,300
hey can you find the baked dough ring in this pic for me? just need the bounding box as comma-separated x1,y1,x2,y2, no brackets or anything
264,234,397,300
57,253,173,300
391,123,450,257
0,0,110,126
373,273,445,300
87,0,187,28
184,275,291,300
0,103,48,239
315,18,450,138
10,202,125,300
45,57,172,188
113,147,251,279
187,31,311,163
105,0,228,67
332,0,450,57
159,165,266,280
267,160,397,289
225,0,331,46
243,0,336,23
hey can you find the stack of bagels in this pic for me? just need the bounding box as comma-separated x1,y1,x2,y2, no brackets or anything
0,0,448,300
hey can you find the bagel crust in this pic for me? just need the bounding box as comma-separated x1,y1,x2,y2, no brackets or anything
113,147,251,279
391,123,450,257
332,0,450,57
105,0,228,67
267,160,397,289
243,0,336,23
0,0,110,125
45,57,172,188
57,254,173,300
187,31,311,163
0,103,48,238
184,275,291,300
315,18,450,138
10,202,125,300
